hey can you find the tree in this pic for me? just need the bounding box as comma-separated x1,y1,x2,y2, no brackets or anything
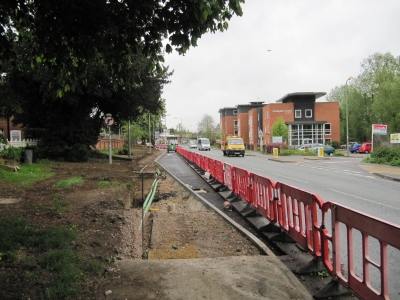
0,0,244,92
326,52,400,143
271,116,288,142
4,46,171,161
197,114,215,140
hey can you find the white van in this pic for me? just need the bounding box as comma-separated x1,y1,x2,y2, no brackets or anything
197,138,211,151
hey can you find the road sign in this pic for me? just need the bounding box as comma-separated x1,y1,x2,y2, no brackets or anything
104,116,114,126
391,133,400,144
372,124,387,135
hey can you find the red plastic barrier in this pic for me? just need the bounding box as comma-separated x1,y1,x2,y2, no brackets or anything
207,157,216,177
233,167,252,203
251,173,277,223
275,182,323,256
214,160,224,184
224,163,235,191
320,202,400,300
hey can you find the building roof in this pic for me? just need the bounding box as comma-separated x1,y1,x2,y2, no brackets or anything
218,107,237,113
276,92,326,103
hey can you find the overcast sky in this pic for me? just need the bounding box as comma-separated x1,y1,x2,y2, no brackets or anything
161,0,400,131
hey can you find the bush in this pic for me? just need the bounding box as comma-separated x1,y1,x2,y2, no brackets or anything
265,143,288,154
0,146,23,162
331,141,340,149
367,145,400,165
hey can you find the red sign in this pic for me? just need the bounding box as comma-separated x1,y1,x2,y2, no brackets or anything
372,124,387,134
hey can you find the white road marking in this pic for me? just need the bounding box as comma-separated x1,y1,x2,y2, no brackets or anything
326,188,399,210
277,174,308,184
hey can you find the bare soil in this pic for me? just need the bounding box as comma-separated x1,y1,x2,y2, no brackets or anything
0,149,262,299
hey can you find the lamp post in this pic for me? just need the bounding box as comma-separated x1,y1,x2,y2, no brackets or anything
346,77,353,157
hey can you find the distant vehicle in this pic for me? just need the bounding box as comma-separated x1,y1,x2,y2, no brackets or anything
341,142,358,149
167,140,178,153
221,135,245,157
197,138,211,151
298,143,323,151
312,145,335,155
358,142,372,154
349,143,360,153
189,140,196,149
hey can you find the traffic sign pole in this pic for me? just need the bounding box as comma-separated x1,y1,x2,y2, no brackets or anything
105,114,114,164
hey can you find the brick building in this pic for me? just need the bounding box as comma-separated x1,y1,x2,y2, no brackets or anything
0,116,24,141
219,92,340,150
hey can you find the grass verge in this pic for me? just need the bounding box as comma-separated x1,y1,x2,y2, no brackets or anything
0,215,103,299
0,160,55,186
52,176,85,188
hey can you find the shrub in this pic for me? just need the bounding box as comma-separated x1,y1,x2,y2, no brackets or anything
0,146,23,162
367,145,400,165
331,141,340,149
265,143,288,154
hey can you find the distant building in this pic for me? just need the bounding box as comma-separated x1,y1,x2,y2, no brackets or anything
219,92,340,150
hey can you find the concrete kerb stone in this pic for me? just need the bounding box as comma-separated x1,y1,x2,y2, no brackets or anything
373,173,400,182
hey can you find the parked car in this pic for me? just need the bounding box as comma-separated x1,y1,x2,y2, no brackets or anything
189,140,197,149
341,142,358,149
349,143,359,153
298,143,323,151
312,145,335,155
358,142,372,154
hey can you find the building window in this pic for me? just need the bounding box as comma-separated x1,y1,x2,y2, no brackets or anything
233,110,238,115
267,111,270,119
249,115,252,126
295,110,301,118
234,130,238,135
264,112,266,120
267,125,270,133
305,109,312,118
324,123,331,135
10,130,21,140
234,120,238,128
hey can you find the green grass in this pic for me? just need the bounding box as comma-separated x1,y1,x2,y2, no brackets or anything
97,180,118,188
0,160,55,186
52,176,85,188
0,216,104,299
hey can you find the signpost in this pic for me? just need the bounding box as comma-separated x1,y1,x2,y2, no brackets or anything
390,133,400,144
371,124,387,152
104,114,114,164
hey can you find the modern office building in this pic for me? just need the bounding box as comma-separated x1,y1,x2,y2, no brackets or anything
219,92,340,150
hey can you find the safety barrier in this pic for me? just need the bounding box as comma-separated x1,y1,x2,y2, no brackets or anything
175,148,400,300
224,163,235,191
320,202,400,300
251,173,277,223
275,182,323,257
233,166,252,203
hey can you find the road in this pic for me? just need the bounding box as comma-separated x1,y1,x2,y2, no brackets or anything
189,147,400,299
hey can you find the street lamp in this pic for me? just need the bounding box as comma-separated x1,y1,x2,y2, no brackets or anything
346,77,353,157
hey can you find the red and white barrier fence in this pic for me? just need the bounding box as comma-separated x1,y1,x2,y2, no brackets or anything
175,148,400,300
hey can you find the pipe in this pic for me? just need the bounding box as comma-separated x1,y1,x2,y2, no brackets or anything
139,178,160,230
